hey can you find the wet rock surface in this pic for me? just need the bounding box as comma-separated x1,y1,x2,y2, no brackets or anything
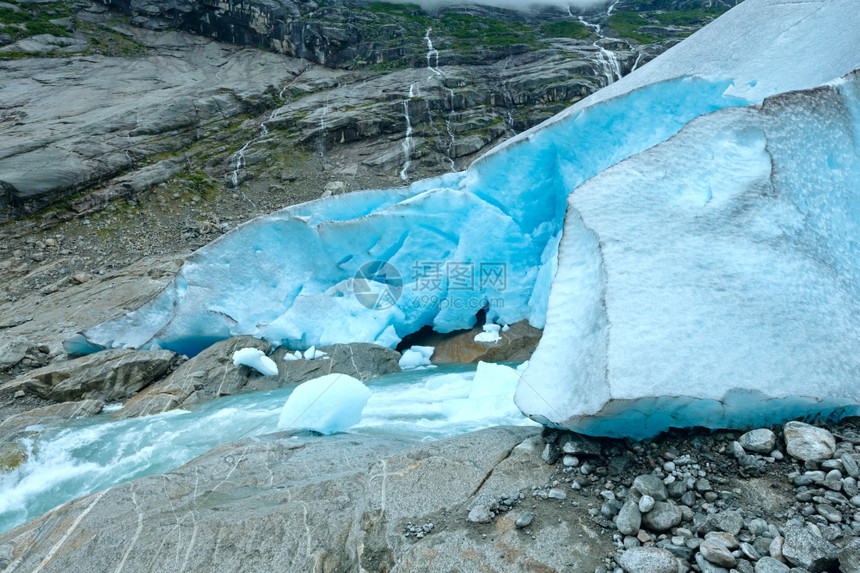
0,348,180,403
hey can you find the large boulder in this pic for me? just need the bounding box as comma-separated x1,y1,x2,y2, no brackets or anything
270,342,401,386
783,421,836,462
0,399,104,442
118,335,271,418
406,320,541,364
0,349,179,403
781,523,839,572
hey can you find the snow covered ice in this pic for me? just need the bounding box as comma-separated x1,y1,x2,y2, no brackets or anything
64,0,860,437
474,324,501,343
232,347,278,376
517,70,860,438
278,374,371,434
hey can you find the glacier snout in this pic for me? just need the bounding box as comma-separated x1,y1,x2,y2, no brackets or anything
516,72,860,438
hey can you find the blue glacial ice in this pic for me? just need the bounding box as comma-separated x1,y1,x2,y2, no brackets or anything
67,72,754,357
516,71,860,438
64,0,860,435
278,373,371,434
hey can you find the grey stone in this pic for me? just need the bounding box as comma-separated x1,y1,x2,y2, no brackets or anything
747,518,770,536
700,510,744,536
739,428,777,454
842,452,860,478
667,480,686,498
641,501,682,532
0,338,31,372
740,541,760,560
0,399,104,442
754,557,790,573
617,547,679,573
784,421,836,462
515,511,533,528
542,442,561,464
695,552,729,573
656,540,694,561
616,500,642,536
634,474,669,501
699,538,737,568
705,531,738,550
823,469,843,491
815,504,842,523
639,494,655,513
548,488,567,500
781,524,838,572
839,538,860,573
768,536,784,559
0,349,179,403
467,505,493,523
730,440,747,458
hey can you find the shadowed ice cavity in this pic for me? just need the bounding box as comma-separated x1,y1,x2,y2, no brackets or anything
66,77,748,357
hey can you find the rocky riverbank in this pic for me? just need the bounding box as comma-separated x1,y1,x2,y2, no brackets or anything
2,416,859,572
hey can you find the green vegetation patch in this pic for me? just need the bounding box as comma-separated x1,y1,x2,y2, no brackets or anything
607,11,659,44
0,5,70,39
439,13,538,48
653,8,728,27
541,20,593,41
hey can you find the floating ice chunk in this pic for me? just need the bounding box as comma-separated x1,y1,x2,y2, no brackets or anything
474,324,501,344
501,324,510,332
232,348,278,376
399,346,435,369
282,350,303,361
448,361,522,423
277,374,371,434
303,346,327,360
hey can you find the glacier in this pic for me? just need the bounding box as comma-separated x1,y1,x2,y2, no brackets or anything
64,0,860,435
517,71,860,438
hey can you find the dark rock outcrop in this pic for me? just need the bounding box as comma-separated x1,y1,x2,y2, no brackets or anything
0,348,179,403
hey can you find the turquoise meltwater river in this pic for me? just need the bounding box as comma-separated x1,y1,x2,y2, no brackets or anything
0,364,537,534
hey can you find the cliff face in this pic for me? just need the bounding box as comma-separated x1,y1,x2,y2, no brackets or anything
0,0,733,222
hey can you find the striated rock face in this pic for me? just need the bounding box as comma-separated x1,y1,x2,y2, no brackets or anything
0,28,305,216
0,348,179,403
3,0,722,222
0,399,104,442
0,426,611,572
